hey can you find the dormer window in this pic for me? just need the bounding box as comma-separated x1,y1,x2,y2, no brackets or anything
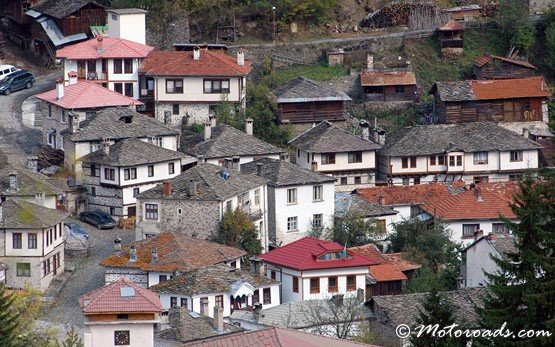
120,116,133,124
317,251,350,261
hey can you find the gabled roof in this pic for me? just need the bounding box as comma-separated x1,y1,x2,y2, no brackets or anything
79,276,162,314
439,20,465,31
462,233,518,261
0,164,62,197
35,81,142,109
0,198,68,229
100,232,246,272
360,70,417,86
30,0,104,19
348,244,420,282
474,55,537,69
288,121,381,153
56,36,153,60
258,237,378,271
335,192,398,218
273,76,352,103
67,107,179,142
379,122,542,157
137,163,267,201
355,183,453,206
79,138,189,167
241,158,335,187
382,253,421,272
140,50,251,77
368,263,407,282
181,124,283,159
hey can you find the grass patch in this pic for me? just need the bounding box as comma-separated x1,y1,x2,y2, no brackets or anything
274,62,349,84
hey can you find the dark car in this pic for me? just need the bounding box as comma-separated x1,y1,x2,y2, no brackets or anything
65,222,90,239
0,70,35,95
79,211,117,229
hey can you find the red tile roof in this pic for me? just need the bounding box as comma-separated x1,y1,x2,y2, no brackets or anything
470,77,551,100
355,183,452,206
474,55,537,69
348,244,420,282
382,253,421,272
348,243,386,263
439,20,465,31
360,70,416,86
258,237,378,271
368,263,407,281
56,36,153,59
35,81,142,109
79,276,162,314
139,50,252,77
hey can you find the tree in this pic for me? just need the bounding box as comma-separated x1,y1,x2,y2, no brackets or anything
58,326,83,347
0,284,20,347
497,0,531,47
477,176,555,346
544,9,555,74
331,212,385,247
511,24,537,56
216,209,263,257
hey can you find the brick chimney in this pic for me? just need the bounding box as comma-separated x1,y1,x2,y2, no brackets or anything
203,122,212,141
162,181,172,197
96,35,104,53
193,46,200,60
474,187,483,202
68,71,78,85
129,245,137,262
213,306,224,331
474,229,484,240
280,153,290,162
69,113,79,134
35,192,45,206
256,163,263,176
26,156,38,172
151,248,158,262
237,48,245,66
209,114,217,127
9,172,17,191
311,161,318,172
366,52,374,71
360,120,370,139
102,138,110,155
56,78,64,100
245,118,253,136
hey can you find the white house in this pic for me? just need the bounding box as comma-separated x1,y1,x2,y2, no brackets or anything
461,233,517,288
80,276,163,347
101,232,246,288
378,122,542,185
0,198,68,291
150,264,280,317
257,237,374,303
138,48,252,125
288,121,381,191
241,158,336,248
106,8,148,45
78,138,193,219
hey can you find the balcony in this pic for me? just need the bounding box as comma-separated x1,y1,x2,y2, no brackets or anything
239,205,263,220
84,72,107,81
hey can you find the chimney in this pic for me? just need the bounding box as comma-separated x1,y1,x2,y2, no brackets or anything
487,232,496,241
188,180,197,196
200,298,208,316
253,303,262,322
256,163,263,176
203,122,212,141
83,298,91,307
245,118,253,136
522,128,530,139
474,187,483,202
193,46,200,60
331,294,344,307
69,113,79,134
114,237,122,251
209,114,217,127
237,48,245,66
474,229,484,240
96,35,104,53
213,306,224,332
224,157,233,169
374,129,386,145
151,248,158,262
129,245,137,262
232,156,240,170
311,161,318,172
102,138,110,155
280,153,290,162
9,172,17,191
366,52,374,71
56,78,64,100
68,71,78,85
377,194,384,205
360,120,370,139
26,156,38,172
35,192,45,206
162,181,172,197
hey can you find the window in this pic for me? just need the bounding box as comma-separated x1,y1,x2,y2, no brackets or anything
166,163,175,175
148,165,154,177
16,263,30,277
462,224,480,238
90,164,100,177
181,298,188,308
402,178,410,186
493,223,509,234
473,176,489,184
145,204,159,220
348,151,362,163
110,207,116,216
321,153,335,165
313,214,323,229
410,157,417,168
413,177,421,185
306,152,310,164
438,155,446,166
159,275,167,282
204,79,230,94
124,83,133,97
28,233,37,249
166,79,184,93
124,168,137,180
509,174,522,182
395,85,404,93
354,176,361,184
172,104,179,115
347,275,356,291
215,295,224,308
473,152,488,165
263,288,271,304
44,258,51,276
60,110,66,123
403,156,417,168
104,168,115,181
449,155,462,167
155,137,163,147
13,233,22,249
114,82,123,94
91,187,96,196
312,185,323,201
287,217,298,231
270,271,276,280
328,276,338,292
310,278,320,294
510,151,523,162
287,188,297,204
114,330,130,345
292,276,299,293
113,59,123,74
254,189,260,205
226,200,233,212
524,101,531,111
177,208,182,215
430,155,436,165
367,86,383,94
112,13,118,20
410,205,423,218
117,314,128,320
48,104,52,118
133,188,140,197
170,297,177,308
340,177,348,185
123,59,132,74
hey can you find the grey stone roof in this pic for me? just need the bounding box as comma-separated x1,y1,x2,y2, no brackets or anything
181,125,283,159
273,76,352,103
372,287,487,328
0,198,68,229
432,81,474,102
0,164,62,197
150,263,279,296
241,158,335,187
489,234,518,260
79,138,189,167
288,121,381,153
380,122,543,157
31,0,104,19
137,163,268,201
335,192,398,218
68,107,179,142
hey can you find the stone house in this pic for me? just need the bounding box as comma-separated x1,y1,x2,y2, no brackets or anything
138,48,252,125
0,198,68,291
135,163,269,249
241,158,336,248
100,232,246,288
334,192,398,236
78,138,194,219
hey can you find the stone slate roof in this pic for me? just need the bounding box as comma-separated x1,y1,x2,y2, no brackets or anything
463,233,518,261
68,107,179,142
372,287,487,328
0,198,68,229
288,121,381,153
433,81,475,102
241,158,335,187
0,164,62,197
31,0,103,19
137,163,268,201
380,122,542,157
181,125,283,159
335,192,398,218
79,138,189,167
273,76,352,103
150,264,279,296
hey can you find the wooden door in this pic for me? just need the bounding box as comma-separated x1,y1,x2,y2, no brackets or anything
128,206,136,217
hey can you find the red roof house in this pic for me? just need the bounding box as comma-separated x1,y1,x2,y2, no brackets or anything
56,36,154,60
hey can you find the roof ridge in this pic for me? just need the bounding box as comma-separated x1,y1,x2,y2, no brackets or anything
67,82,95,109
203,50,245,74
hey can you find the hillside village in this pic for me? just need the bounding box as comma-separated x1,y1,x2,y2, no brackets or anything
0,1,553,347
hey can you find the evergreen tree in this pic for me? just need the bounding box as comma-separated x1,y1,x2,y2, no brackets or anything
477,175,555,346
331,212,384,247
58,326,84,347
0,284,21,347
216,209,263,258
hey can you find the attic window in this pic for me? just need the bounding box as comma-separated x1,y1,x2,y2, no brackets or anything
120,116,133,124
317,251,350,261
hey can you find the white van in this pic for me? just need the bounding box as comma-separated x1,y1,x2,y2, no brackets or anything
0,65,19,81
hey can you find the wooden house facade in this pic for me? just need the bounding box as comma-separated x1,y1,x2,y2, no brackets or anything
0,0,43,48
474,55,537,80
360,70,417,102
438,20,465,57
440,5,482,22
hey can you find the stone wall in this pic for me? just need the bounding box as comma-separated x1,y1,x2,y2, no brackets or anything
155,102,212,126
104,266,148,287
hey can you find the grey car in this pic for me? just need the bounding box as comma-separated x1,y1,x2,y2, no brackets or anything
0,70,35,95
79,211,117,229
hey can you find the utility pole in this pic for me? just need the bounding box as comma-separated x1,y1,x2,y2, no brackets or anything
272,6,276,44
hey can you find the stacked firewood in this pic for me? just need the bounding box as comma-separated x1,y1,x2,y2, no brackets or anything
361,2,438,28
38,146,64,170
480,2,499,18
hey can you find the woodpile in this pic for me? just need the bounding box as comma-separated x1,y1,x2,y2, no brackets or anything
361,3,438,28
117,216,136,229
0,30,6,61
480,2,499,18
37,145,64,170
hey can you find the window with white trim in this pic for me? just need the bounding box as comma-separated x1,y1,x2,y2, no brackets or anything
287,217,298,231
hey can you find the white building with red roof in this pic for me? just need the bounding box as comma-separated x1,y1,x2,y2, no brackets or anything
257,237,377,303
79,276,163,347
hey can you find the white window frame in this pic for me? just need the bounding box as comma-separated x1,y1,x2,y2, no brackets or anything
287,216,298,232
287,188,297,204
313,185,323,201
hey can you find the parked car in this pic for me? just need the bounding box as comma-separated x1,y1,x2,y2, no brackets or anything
0,64,19,81
0,70,35,95
65,222,89,239
79,211,117,229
